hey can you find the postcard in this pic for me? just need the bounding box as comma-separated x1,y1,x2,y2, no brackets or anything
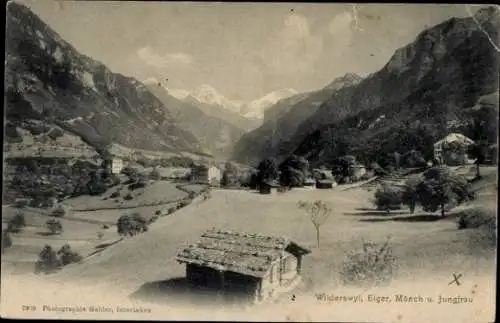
1,1,498,322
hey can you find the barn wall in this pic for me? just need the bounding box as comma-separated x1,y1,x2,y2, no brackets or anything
259,253,299,300
186,264,221,288
186,264,259,300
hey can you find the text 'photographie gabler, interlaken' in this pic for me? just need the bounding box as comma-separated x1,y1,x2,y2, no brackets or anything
1,1,498,322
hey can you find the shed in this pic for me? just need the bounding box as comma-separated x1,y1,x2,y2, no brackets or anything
259,180,280,195
176,228,311,303
316,179,337,189
303,178,316,187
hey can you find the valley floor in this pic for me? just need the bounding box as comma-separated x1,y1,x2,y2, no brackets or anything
1,170,497,322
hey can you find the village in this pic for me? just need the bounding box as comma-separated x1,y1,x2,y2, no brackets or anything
2,130,497,312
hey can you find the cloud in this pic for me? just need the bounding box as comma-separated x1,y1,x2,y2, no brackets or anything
328,11,355,35
136,46,195,69
260,13,324,75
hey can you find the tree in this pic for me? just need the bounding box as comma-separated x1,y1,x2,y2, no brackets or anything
35,245,62,274
256,157,279,185
57,244,83,266
7,212,26,233
416,167,474,217
221,162,238,188
116,213,148,236
401,178,419,214
1,231,13,252
297,200,331,248
333,155,356,180
467,141,487,178
45,219,63,235
279,155,309,187
373,184,402,214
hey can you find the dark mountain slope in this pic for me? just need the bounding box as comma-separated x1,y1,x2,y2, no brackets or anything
4,2,204,154
231,74,363,165
287,6,500,166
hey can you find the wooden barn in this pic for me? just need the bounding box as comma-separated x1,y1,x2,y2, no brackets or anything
176,228,311,304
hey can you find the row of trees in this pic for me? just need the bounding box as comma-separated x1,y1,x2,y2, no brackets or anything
35,244,83,274
374,167,476,217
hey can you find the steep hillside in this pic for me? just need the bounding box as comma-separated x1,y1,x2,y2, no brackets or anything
252,6,499,166
4,3,204,154
231,74,363,165
145,84,246,158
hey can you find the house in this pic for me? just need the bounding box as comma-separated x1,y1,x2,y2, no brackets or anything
433,133,475,166
176,228,311,303
316,179,337,189
103,155,124,174
352,164,367,179
259,179,280,194
190,163,222,185
156,167,191,180
303,178,316,188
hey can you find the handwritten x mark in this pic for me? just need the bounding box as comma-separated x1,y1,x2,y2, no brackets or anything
448,273,463,286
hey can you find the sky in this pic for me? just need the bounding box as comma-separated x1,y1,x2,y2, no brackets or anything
17,1,485,102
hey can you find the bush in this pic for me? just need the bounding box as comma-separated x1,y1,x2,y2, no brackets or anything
6,212,26,233
123,193,133,200
149,169,161,180
45,219,63,235
110,191,120,198
168,207,176,214
372,185,402,213
57,244,83,266
457,207,496,230
1,231,13,252
50,205,66,217
35,245,62,274
340,237,395,287
155,210,162,215
14,198,29,209
128,181,147,191
116,213,148,236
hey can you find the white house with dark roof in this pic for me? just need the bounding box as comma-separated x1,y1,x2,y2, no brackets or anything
433,133,475,165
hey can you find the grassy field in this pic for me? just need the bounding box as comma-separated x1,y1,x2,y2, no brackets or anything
1,168,496,321
64,181,192,211
1,181,206,276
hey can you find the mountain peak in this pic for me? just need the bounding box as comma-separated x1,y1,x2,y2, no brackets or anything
323,73,363,90
190,84,243,113
238,88,300,120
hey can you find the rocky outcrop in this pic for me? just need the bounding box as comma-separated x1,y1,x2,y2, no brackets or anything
5,3,204,154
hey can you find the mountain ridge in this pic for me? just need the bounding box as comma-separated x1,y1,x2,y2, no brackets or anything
232,6,499,166
5,2,206,156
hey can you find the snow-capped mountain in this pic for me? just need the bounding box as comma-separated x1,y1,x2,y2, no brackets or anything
142,79,298,121
240,88,299,119
189,84,244,113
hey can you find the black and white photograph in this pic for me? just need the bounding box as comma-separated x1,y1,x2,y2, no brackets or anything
1,1,498,322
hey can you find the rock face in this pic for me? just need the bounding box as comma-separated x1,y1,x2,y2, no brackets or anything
233,6,500,166
4,3,204,154
145,84,246,158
